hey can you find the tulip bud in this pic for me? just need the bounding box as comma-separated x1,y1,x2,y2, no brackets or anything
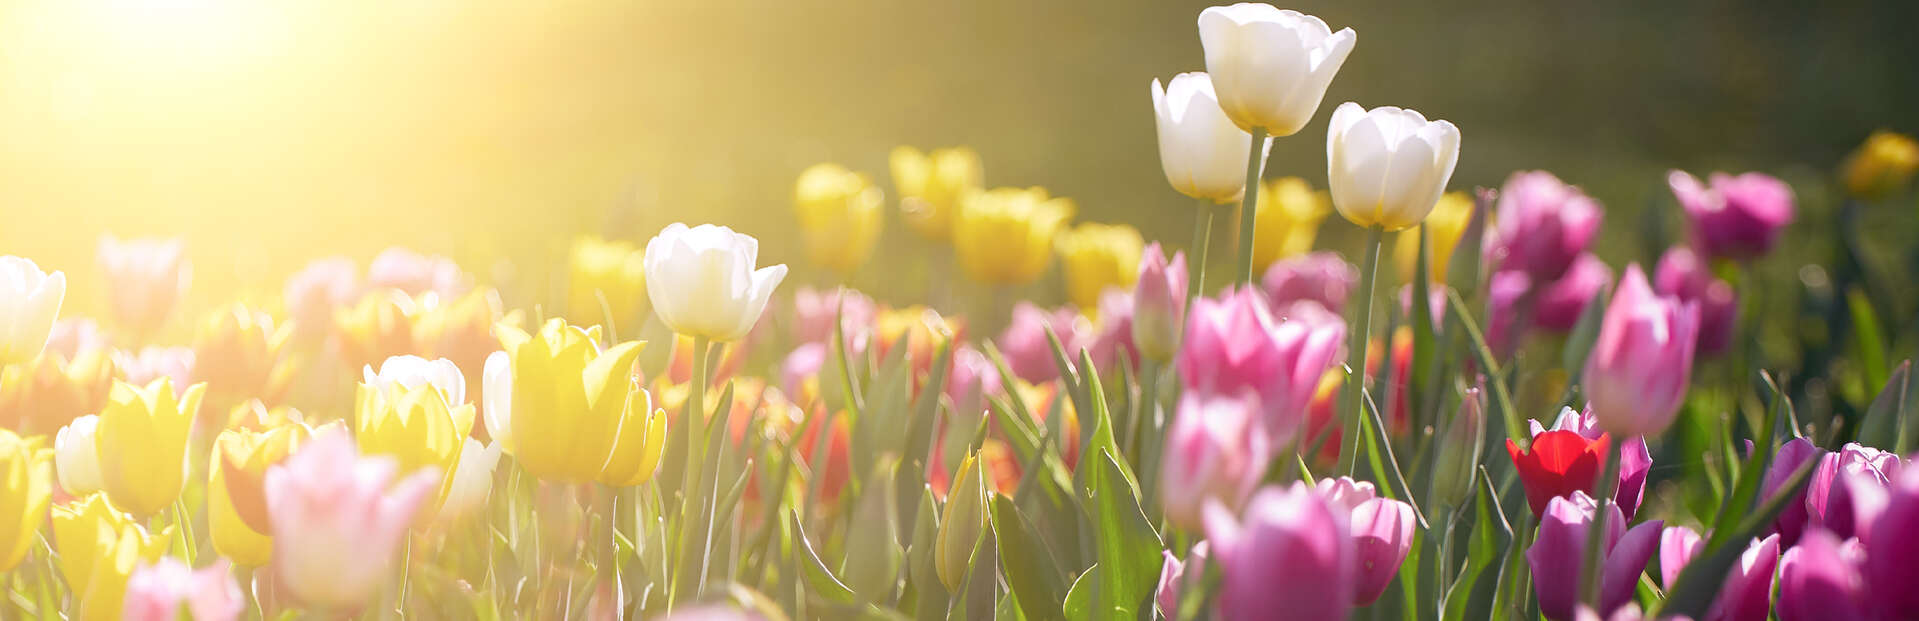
1761,437,1824,547
794,163,886,275
1250,177,1332,271
1260,251,1356,315
1151,72,1269,204
643,223,788,342
1326,103,1462,231
1668,170,1795,262
0,256,65,366
1348,488,1417,606
935,453,987,592
1484,171,1603,282
96,236,190,337
792,287,877,346
1202,482,1356,620
1863,465,1919,617
1197,4,1356,137
192,304,296,412
952,187,1075,287
945,345,1003,417
995,303,1081,384
439,438,503,521
1777,528,1866,621
1583,265,1699,438
1841,130,1919,200
54,414,103,497
493,319,646,484
0,430,51,573
95,378,204,517
891,146,982,243
121,558,243,621
1178,289,1344,445
1652,246,1737,356
1055,222,1144,311
1156,542,1208,616
1160,389,1272,530
1131,244,1188,363
1526,492,1663,621
1658,527,1778,621
1429,389,1484,510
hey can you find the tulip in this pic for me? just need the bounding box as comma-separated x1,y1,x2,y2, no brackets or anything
1429,389,1485,510
1841,130,1919,200
1484,171,1603,281
1325,103,1462,231
1535,254,1613,332
1583,265,1699,438
1316,476,1417,605
412,289,509,408
354,357,475,516
1251,177,1332,271
1668,171,1795,262
1658,526,1702,589
365,246,469,299
1198,4,1356,137
53,493,172,620
946,345,1003,418
1861,465,1919,617
0,256,66,366
492,318,649,484
333,290,422,371
1157,542,1209,616
439,438,503,521
996,303,1083,384
1392,191,1475,284
94,378,204,517
1151,72,1270,204
1178,288,1344,445
953,187,1075,286
1529,407,1654,518
1762,437,1824,546
1085,288,1139,371
265,431,438,611
1055,222,1144,310
1507,426,1610,519
1160,389,1272,530
1202,482,1356,621
792,286,877,347
1528,492,1664,620
208,424,307,568
112,346,195,391
0,429,51,573
95,236,190,337
46,318,108,360
794,163,886,275
1777,528,1866,621
191,304,296,411
890,146,983,242
596,388,667,488
1131,244,1188,363
936,452,987,592
1484,270,1531,358
1653,246,1737,356
121,558,243,621
482,350,513,450
0,348,116,435
1659,527,1778,621
282,256,360,341
1260,251,1356,315
1806,443,1901,540
55,414,103,496
643,223,788,342
566,236,648,328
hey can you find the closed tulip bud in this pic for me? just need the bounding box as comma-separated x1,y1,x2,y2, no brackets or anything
891,146,982,243
1583,265,1699,438
1251,177,1332,271
96,236,189,337
794,163,885,275
1132,244,1188,362
209,424,307,567
945,345,1003,418
1202,482,1356,621
1527,492,1663,621
1156,542,1207,616
1326,103,1462,231
1197,4,1356,137
1160,389,1272,530
1777,528,1866,621
282,256,360,341
935,452,987,592
1535,254,1613,332
191,304,296,411
1178,288,1344,445
1653,246,1737,356
52,493,172,615
1485,171,1603,282
566,236,648,327
1086,288,1139,371
1151,72,1269,204
492,319,646,483
1261,251,1356,315
121,558,243,621
953,187,1075,287
95,378,204,517
1841,130,1919,200
0,430,51,573
55,414,103,496
644,223,787,342
0,256,66,366
1393,192,1476,284
1668,171,1794,262
1761,437,1823,546
265,431,438,611
1055,222,1144,310
1430,390,1484,510
365,247,470,299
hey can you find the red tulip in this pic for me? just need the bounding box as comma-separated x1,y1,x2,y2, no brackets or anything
1508,430,1612,517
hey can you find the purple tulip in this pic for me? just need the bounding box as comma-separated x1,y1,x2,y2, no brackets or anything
1777,529,1866,621
1583,265,1699,437
1659,527,1778,621
1157,541,1208,616
1178,288,1344,446
1536,254,1613,332
1658,526,1702,590
1486,171,1603,282
997,302,1083,384
1863,465,1919,618
1536,407,1652,519
1132,243,1188,363
265,431,440,611
779,343,828,399
1652,246,1738,356
1528,491,1664,621
1260,251,1357,315
1763,438,1826,547
1160,389,1272,530
1317,476,1417,606
1807,443,1902,539
1203,483,1356,621
1669,171,1794,262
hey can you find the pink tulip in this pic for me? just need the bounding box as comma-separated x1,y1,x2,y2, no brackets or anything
1862,461,1919,617
997,302,1083,384
1486,171,1603,282
121,558,243,621
792,286,877,346
45,318,108,359
113,346,196,390
1528,492,1664,621
1658,526,1778,621
779,343,828,399
1658,526,1702,590
1652,246,1738,356
1583,265,1699,437
1260,251,1357,316
1777,529,1866,621
1202,483,1355,621
945,345,1003,418
1160,389,1272,530
97,236,191,335
1485,270,1532,358
1669,171,1794,262
1087,287,1139,371
1807,443,1902,540
1317,476,1416,605
1536,254,1613,332
1761,438,1825,547
1177,288,1343,445
660,606,770,621
1533,407,1653,519
366,247,469,298
265,431,440,611
283,256,361,339
1132,243,1188,363
1157,541,1208,616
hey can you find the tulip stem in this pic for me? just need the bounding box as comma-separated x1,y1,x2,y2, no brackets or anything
1188,197,1216,307
1235,128,1269,286
670,335,712,606
1338,226,1383,475
1578,439,1623,609
171,496,196,565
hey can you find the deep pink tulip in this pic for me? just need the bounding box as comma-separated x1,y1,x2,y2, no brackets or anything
997,302,1082,384
1160,389,1272,530
1178,289,1342,445
1260,251,1356,316
1652,246,1737,356
1669,171,1794,262
121,558,243,621
1157,541,1208,616
1485,270,1532,358
1533,407,1653,519
283,256,361,339
264,431,440,611
97,236,190,335
366,247,469,298
1658,526,1778,621
1583,265,1699,437
1807,443,1902,540
1317,476,1416,606
1762,438,1825,547
1777,529,1866,621
1202,483,1356,621
1536,254,1613,332
1861,460,1919,618
1486,171,1603,282
1528,492,1664,621
1132,243,1188,363
792,286,877,346
945,345,1003,418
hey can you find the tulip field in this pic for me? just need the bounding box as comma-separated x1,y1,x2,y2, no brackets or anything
4,2,1919,621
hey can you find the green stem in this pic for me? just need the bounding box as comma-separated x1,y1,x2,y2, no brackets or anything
669,336,713,606
1188,197,1216,307
1234,128,1269,286
1338,227,1383,475
1578,439,1624,608
599,484,622,621
171,496,196,565
1128,358,1160,473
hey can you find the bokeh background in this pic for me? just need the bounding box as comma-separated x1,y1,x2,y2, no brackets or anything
3,0,1915,320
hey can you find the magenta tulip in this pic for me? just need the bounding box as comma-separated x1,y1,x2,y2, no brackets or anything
1087,287,1139,371
1484,270,1532,358
1536,254,1613,332
1762,438,1825,546
1582,265,1699,437
1260,251,1356,315
1659,527,1778,621
1486,171,1603,281
1132,243,1188,363
1177,288,1343,445
1863,460,1919,617
1528,492,1664,620
1807,443,1902,540
1203,483,1355,621
1669,171,1794,262
1777,529,1866,621
1652,246,1737,356
265,431,440,611
945,345,1003,418
1160,389,1272,530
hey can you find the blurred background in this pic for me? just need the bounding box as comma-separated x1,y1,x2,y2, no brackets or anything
3,0,1915,319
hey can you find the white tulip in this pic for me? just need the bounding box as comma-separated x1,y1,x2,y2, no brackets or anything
55,415,103,496
1325,102,1462,231
643,223,787,342
0,256,66,365
1152,73,1272,204
438,437,501,521
363,355,466,406
483,350,513,451
1198,4,1356,137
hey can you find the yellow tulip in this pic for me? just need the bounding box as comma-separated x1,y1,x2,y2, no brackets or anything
192,304,296,411
891,146,983,242
354,382,475,514
934,452,986,592
795,163,886,275
52,493,170,612
94,378,204,517
0,349,116,435
495,318,648,484
953,187,1075,286
333,290,421,371
0,430,51,573
1251,177,1332,272
76,524,153,621
1055,222,1145,310
208,424,307,567
1393,191,1476,284
1842,130,1919,200
566,237,648,328
597,389,667,487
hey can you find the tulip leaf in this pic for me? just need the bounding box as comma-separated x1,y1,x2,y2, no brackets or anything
1857,360,1909,448
1042,327,1094,432
948,522,999,621
990,495,1068,621
790,509,858,605
909,486,948,621
1705,371,1784,548
983,343,1038,424
1061,565,1094,621
1410,226,1440,440
853,336,914,478
845,458,903,604
1447,467,1513,621
1082,449,1162,620
1557,281,1611,405
1848,287,1890,395
1445,289,1524,445
1361,389,1429,529
897,341,955,539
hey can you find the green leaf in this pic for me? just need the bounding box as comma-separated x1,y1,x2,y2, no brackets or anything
898,342,956,542
791,509,857,605
1445,289,1524,445
909,486,947,621
1705,372,1784,547
1083,449,1162,619
1409,226,1440,440
1446,190,1490,297
1849,287,1890,394
852,335,914,478
1043,327,1094,431
1446,467,1513,621
845,458,903,604
1558,281,1611,400
991,495,1068,621
1061,565,1094,621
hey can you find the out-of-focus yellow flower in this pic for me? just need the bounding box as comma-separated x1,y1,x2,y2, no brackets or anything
795,163,885,275
192,304,296,411
1393,192,1476,284
0,430,51,573
52,493,170,620
953,187,1075,287
566,237,648,328
1842,130,1919,200
94,378,203,517
1055,222,1144,310
210,424,308,567
891,146,983,243
597,389,666,487
354,383,474,516
494,318,649,484
334,290,421,372
1251,177,1332,272
0,350,116,435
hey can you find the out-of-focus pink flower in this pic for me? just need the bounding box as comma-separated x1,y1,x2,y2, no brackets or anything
779,343,828,401
1536,254,1613,332
1132,243,1188,363
45,318,109,359
658,606,770,621
946,345,1003,418
1807,443,1903,540
113,346,196,389
1669,171,1795,262
791,287,877,346
1534,407,1653,519
98,236,191,336
1485,171,1603,282
1528,491,1664,621
997,303,1082,384
1657,527,1778,621
283,257,361,340
1776,528,1866,621
1260,251,1357,315
1316,476,1416,606
1202,483,1355,621
1485,270,1532,358
264,431,439,611
366,247,469,299
121,558,243,621
1863,465,1919,617
1178,289,1344,446
1160,389,1272,530
1156,541,1208,616
1583,265,1699,438
1087,287,1138,371
1762,438,1825,547
1653,246,1737,356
